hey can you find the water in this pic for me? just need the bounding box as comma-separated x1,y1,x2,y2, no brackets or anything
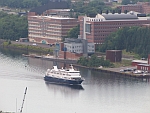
0,50,150,113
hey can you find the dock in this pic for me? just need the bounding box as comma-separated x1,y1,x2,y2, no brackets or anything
22,54,77,64
73,64,150,80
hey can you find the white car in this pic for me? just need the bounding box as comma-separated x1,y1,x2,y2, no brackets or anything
32,43,37,46
134,70,142,74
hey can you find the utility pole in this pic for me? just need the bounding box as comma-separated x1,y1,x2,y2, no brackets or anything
20,87,27,113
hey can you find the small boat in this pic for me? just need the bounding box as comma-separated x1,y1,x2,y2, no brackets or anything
44,65,84,85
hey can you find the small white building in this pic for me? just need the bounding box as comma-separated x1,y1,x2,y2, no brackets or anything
63,38,95,54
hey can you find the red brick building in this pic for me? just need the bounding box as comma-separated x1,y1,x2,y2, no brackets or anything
117,2,150,14
132,55,150,72
28,14,78,44
132,60,147,66
117,4,142,13
59,51,83,60
106,50,122,62
79,12,150,44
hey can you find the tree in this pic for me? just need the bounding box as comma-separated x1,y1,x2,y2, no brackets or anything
67,25,79,39
98,26,150,58
122,0,131,5
0,12,28,41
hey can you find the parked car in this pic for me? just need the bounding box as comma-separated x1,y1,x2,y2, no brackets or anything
134,70,142,74
32,43,37,46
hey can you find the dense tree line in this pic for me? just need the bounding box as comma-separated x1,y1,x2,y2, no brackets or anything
0,0,50,9
71,0,111,17
98,26,150,58
0,12,28,40
77,55,113,67
0,0,112,15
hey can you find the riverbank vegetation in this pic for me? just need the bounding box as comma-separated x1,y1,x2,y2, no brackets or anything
98,26,150,58
1,41,53,55
77,54,114,68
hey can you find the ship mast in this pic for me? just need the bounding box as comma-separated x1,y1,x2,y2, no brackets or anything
20,87,27,113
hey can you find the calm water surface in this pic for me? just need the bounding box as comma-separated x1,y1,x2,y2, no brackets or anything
0,50,150,113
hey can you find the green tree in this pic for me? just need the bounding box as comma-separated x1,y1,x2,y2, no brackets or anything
0,12,28,40
67,25,79,39
98,26,150,58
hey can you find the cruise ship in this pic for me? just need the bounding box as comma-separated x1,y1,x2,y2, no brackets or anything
44,65,84,85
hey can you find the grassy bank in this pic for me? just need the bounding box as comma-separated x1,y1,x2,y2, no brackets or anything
1,41,53,55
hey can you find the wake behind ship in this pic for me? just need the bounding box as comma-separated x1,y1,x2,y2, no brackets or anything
44,65,84,85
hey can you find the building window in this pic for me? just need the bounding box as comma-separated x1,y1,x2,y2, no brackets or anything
85,24,91,33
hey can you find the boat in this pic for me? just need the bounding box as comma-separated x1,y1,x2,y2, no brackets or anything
44,65,84,85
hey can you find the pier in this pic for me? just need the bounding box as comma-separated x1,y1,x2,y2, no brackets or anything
73,64,150,80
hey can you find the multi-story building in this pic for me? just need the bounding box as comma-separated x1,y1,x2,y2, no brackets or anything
117,2,150,14
117,4,142,13
138,2,150,14
28,15,78,44
79,11,150,44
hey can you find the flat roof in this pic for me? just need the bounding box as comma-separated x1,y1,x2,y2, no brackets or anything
137,64,150,66
132,60,148,64
102,13,138,20
32,16,76,20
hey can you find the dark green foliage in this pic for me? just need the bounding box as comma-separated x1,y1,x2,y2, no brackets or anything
67,25,79,39
122,0,131,5
0,0,42,8
98,26,150,58
0,0,51,9
71,0,111,17
77,55,113,67
0,12,28,41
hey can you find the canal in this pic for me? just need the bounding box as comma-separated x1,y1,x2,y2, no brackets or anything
0,49,150,113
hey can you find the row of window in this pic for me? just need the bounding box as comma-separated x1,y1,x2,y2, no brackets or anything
65,45,82,48
93,22,149,26
29,34,61,39
29,30,61,35
140,66,149,71
94,38,105,40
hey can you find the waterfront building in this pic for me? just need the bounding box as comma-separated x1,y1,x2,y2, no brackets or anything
137,55,150,72
58,38,95,60
79,11,150,44
132,54,150,72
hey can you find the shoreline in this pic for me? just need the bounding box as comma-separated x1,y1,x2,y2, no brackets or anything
1,40,150,80
22,53,150,80
73,64,150,80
